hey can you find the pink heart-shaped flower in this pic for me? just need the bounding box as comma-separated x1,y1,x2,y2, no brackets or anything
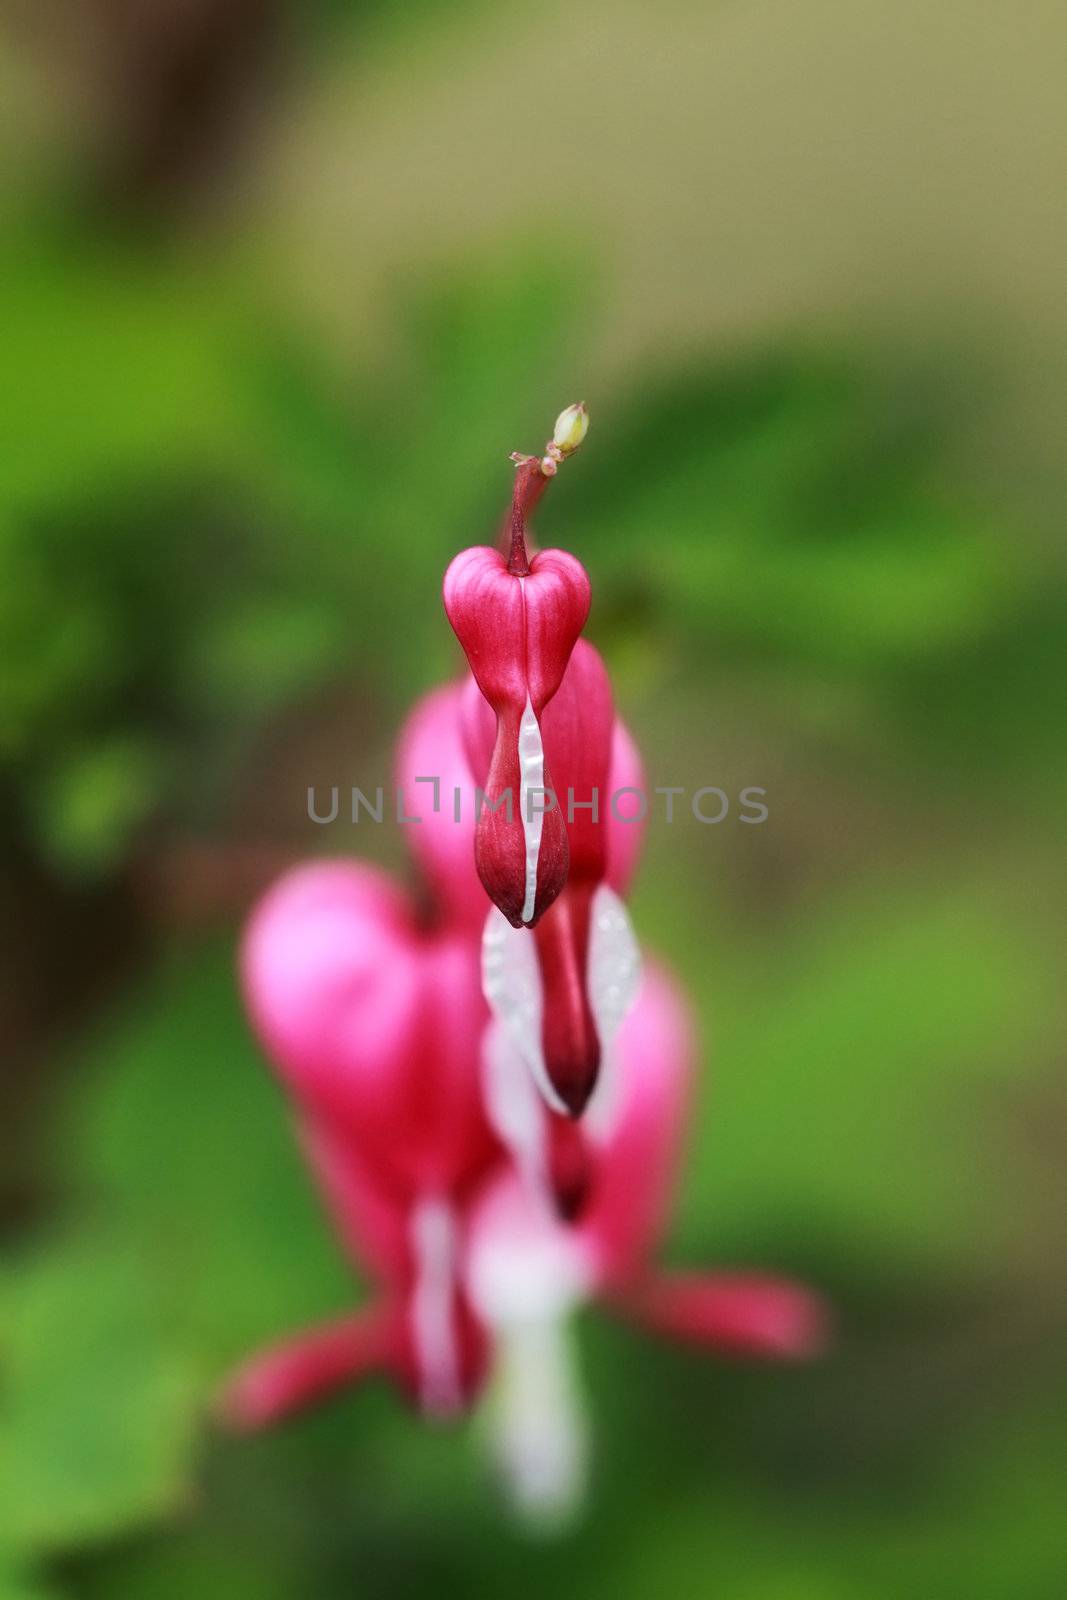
443,545,591,927
241,860,499,1205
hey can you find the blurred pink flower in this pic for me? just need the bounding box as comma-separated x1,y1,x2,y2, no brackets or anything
227,859,500,1421
468,962,828,1519
476,964,826,1351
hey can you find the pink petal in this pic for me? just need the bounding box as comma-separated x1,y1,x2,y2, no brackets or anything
443,546,591,713
241,860,420,1114
218,1275,493,1429
584,961,695,1284
241,862,499,1202
619,1271,831,1361
217,1307,396,1430
605,718,646,897
300,1116,411,1283
475,700,571,929
461,643,643,894
394,681,487,932
538,640,614,881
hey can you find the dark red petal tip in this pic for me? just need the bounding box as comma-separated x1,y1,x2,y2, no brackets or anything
534,884,602,1114
546,1112,595,1221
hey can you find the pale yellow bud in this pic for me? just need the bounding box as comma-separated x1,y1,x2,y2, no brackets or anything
551,402,589,457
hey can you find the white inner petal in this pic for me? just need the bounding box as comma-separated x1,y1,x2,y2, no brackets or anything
517,692,545,925
467,1180,592,1329
410,1198,461,1417
584,885,642,1139
490,1318,589,1528
481,1018,546,1198
482,907,569,1115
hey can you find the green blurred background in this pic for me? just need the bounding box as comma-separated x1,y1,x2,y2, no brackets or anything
2,2,1066,1595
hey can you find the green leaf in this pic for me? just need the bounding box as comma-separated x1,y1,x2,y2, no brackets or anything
0,1233,199,1552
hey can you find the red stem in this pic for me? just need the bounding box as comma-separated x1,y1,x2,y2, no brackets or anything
505,459,552,575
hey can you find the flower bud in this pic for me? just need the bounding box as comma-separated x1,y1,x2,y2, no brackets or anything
551,402,589,457
442,546,591,927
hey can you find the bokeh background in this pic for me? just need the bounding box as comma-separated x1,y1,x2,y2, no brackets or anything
3,2,1067,1595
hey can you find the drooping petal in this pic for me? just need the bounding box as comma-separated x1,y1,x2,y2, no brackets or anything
464,1169,593,1521
617,1271,831,1361
217,1307,396,1430
490,1316,589,1527
480,1008,596,1221
479,923,656,1228
536,639,615,882
539,878,644,1120
480,1015,547,1200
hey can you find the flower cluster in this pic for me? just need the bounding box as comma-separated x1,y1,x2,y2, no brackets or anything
220,406,827,1519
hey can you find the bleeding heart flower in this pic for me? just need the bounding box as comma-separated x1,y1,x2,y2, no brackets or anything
442,415,593,930
219,406,831,1515
444,409,649,1116
464,639,646,1117
394,673,638,1208
241,861,498,1203
463,643,643,1120
393,679,494,934
226,860,503,1420
398,652,646,1127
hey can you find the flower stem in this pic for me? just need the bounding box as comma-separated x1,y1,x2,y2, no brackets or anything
504,403,588,574
506,459,551,575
